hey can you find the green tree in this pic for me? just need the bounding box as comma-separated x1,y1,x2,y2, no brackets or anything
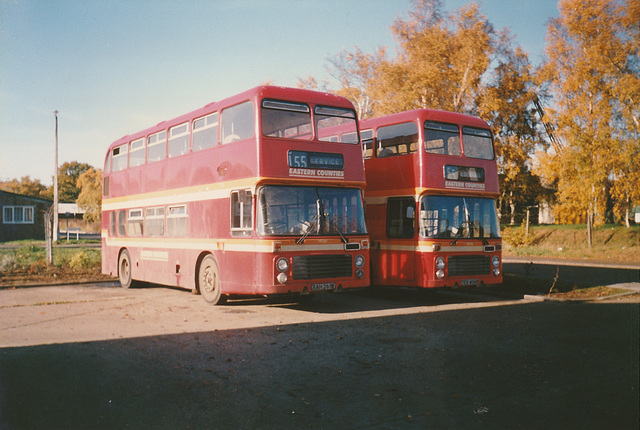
536,0,640,245
76,168,102,223
58,161,92,203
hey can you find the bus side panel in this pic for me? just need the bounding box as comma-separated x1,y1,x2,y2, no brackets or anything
134,248,198,290
414,250,437,288
366,201,417,286
189,200,228,240
383,241,415,283
217,250,260,296
101,235,117,277
365,203,386,285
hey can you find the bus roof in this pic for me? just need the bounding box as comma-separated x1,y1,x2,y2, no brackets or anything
360,109,491,130
108,85,357,151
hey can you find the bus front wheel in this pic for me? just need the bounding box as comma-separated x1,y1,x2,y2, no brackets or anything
118,249,134,288
198,255,224,305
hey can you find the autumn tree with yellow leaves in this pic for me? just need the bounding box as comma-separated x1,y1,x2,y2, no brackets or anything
76,168,102,223
300,0,547,223
536,0,640,244
299,0,639,232
478,41,548,224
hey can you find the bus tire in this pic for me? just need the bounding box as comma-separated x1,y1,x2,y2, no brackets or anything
198,255,223,305
118,249,134,288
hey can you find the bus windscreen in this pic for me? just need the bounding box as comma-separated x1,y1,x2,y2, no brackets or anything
258,186,367,237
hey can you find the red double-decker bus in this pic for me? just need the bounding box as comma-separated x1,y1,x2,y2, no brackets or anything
102,86,369,304
360,109,502,288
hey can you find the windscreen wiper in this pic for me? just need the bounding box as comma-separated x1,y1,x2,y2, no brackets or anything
296,215,318,244
328,218,348,244
297,196,323,244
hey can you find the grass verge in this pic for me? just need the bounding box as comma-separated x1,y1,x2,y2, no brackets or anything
0,243,113,287
502,224,639,265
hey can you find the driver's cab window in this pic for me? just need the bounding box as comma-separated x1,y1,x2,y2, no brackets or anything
386,197,416,238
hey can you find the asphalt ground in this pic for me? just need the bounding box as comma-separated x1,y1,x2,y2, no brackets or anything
1,276,638,429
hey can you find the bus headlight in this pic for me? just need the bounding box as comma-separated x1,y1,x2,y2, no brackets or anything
493,268,501,276
354,254,365,268
436,269,445,279
492,256,500,268
436,257,445,270
277,272,288,284
276,257,289,272
356,269,364,279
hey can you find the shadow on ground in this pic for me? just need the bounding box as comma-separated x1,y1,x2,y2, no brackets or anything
1,301,638,429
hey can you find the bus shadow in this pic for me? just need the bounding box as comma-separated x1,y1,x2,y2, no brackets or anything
268,285,515,314
3,302,636,430
134,281,525,314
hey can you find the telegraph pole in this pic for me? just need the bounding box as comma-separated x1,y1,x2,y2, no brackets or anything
53,110,59,242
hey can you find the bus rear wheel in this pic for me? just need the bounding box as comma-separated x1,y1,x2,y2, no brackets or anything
118,249,134,288
198,255,224,305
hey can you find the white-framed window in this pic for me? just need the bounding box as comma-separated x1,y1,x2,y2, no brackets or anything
231,189,253,236
168,122,190,158
193,112,219,151
145,207,165,237
3,206,35,224
127,208,144,236
147,130,167,163
167,205,188,236
112,143,129,171
129,138,146,167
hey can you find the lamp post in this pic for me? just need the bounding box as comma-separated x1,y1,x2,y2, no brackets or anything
53,110,59,242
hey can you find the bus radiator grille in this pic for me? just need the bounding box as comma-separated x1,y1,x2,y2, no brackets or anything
447,255,491,277
292,255,353,280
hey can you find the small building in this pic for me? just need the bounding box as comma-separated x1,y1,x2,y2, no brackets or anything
0,190,52,242
59,202,100,235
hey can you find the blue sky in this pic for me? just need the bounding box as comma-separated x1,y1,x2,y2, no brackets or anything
0,0,559,185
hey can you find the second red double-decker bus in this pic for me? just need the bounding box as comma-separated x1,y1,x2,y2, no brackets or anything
360,109,502,288
102,86,369,304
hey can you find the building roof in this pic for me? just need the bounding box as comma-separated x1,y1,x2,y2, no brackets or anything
59,202,85,214
0,189,53,205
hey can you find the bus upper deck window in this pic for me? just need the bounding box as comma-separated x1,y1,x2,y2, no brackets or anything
129,138,145,167
462,127,494,160
376,122,418,158
361,129,374,159
112,144,128,171
193,113,219,151
168,122,190,158
315,106,357,143
222,101,255,144
147,131,167,163
424,121,461,156
261,99,312,140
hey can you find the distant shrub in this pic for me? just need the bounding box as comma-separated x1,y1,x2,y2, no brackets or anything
69,250,99,270
502,223,534,247
0,254,17,271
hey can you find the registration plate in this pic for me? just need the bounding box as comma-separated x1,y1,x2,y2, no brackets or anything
460,279,478,286
310,282,336,291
